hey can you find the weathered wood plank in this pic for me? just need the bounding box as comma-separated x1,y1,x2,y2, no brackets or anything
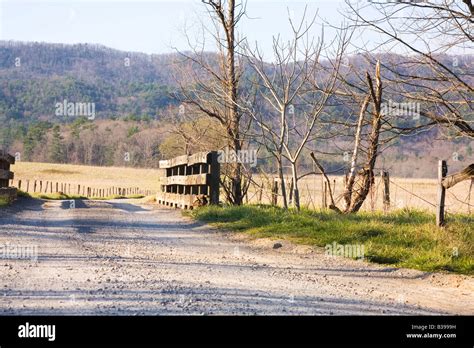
0,169,14,180
0,151,15,165
155,192,199,208
165,174,209,186
442,163,474,189
188,152,210,166
159,152,211,169
208,151,220,204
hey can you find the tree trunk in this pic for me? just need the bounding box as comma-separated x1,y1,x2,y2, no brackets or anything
277,156,288,209
346,62,383,213
290,162,300,210
226,0,243,205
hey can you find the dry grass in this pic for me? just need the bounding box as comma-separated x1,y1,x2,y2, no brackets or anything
9,162,473,213
11,162,163,194
246,175,473,214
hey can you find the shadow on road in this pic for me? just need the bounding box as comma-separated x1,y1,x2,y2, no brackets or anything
0,285,445,315
107,201,151,213
60,199,89,209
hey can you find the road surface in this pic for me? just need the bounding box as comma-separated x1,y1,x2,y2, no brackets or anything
0,198,472,315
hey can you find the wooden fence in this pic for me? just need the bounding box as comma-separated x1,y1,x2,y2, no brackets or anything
437,161,474,226
156,151,220,209
248,163,473,221
0,150,17,201
10,178,153,198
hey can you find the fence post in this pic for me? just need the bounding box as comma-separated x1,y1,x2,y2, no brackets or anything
288,179,294,205
209,151,220,205
321,175,324,208
323,182,328,208
436,160,447,227
468,178,473,214
271,178,279,206
381,170,390,213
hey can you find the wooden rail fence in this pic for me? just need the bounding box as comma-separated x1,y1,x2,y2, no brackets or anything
10,178,153,198
156,151,220,209
437,161,474,227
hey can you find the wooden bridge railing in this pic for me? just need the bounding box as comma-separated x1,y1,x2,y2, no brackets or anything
0,150,15,188
0,150,17,202
156,151,220,209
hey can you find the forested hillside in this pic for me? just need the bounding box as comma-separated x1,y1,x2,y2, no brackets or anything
0,41,472,176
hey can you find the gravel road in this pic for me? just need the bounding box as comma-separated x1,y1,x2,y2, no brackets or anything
0,198,472,315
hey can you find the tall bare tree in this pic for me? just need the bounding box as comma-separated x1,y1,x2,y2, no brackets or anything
242,9,349,210
310,61,385,213
343,0,474,139
174,0,249,204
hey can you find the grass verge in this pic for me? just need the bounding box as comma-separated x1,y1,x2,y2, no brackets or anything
0,196,9,207
191,205,473,275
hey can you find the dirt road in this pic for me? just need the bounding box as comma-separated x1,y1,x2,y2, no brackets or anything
0,198,472,315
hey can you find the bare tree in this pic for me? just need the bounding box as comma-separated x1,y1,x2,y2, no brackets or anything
242,9,348,210
174,0,249,205
342,0,474,139
311,61,385,213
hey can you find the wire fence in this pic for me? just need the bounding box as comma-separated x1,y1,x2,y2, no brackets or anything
244,173,474,215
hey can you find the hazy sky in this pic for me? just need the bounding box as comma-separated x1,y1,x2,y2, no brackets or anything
0,0,375,56
0,0,471,58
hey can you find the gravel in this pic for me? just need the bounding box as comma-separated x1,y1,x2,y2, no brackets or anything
0,197,472,315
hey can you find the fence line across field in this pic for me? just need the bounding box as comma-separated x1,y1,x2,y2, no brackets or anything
244,167,473,216
388,179,437,207
9,179,154,198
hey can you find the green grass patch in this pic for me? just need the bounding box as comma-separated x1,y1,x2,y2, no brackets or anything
0,196,9,207
29,192,87,200
192,205,473,275
90,194,145,200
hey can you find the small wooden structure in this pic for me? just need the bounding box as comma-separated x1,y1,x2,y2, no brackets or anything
156,151,220,209
0,150,17,202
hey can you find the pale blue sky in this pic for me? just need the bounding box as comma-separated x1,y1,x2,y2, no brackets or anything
0,0,376,57
0,0,471,58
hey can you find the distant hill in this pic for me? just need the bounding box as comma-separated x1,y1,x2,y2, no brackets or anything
0,41,472,176
0,41,180,121
1,40,472,123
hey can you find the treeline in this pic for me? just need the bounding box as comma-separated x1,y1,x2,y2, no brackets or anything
0,41,472,177
3,117,165,167
1,41,471,128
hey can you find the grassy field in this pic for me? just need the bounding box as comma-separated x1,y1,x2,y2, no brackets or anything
11,162,163,194
247,175,473,214
192,205,473,275
9,161,474,213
